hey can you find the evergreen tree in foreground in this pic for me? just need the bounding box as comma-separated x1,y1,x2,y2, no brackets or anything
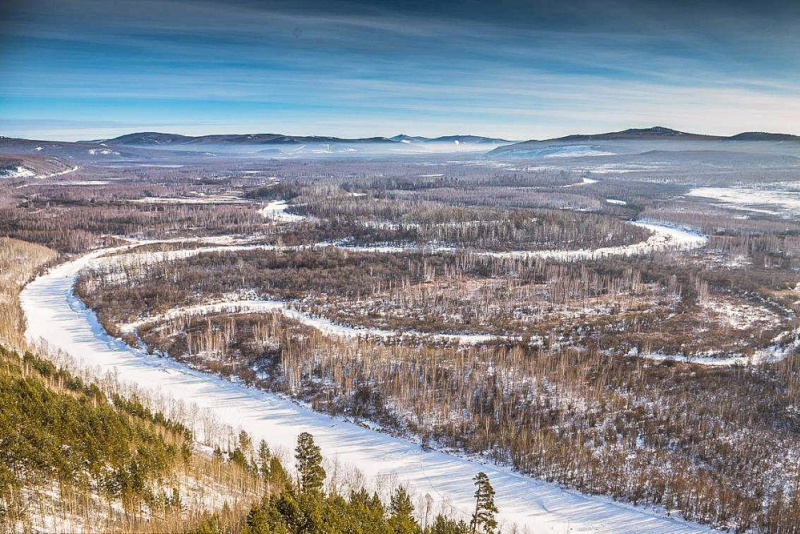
388,485,419,533
295,431,326,495
194,430,492,534
470,472,498,534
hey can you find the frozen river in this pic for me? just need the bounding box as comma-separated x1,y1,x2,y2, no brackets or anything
20,228,712,533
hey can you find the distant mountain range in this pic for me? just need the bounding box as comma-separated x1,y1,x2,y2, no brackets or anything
540,126,800,143
488,126,800,158
1,126,798,163
102,132,398,146
98,127,800,152
100,132,514,147
0,131,519,162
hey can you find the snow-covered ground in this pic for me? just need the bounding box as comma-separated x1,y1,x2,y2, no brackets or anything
38,165,81,179
699,297,780,330
48,180,110,186
633,325,800,367
2,164,81,180
1,166,36,179
88,148,119,156
688,187,800,216
258,200,306,222
486,221,707,261
22,247,711,533
118,299,503,345
564,176,598,187
130,194,248,205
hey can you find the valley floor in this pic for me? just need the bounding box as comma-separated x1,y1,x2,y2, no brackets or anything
21,243,713,533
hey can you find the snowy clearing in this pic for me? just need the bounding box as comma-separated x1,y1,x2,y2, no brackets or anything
88,148,119,156
2,164,80,180
21,247,710,534
48,180,110,186
699,297,780,330
258,200,306,222
688,187,800,216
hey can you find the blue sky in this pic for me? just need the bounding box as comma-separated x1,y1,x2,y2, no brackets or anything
1,0,799,140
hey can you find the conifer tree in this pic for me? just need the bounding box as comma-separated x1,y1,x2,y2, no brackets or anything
294,432,326,495
470,472,498,534
258,439,271,480
389,485,419,533
269,455,290,489
244,504,271,534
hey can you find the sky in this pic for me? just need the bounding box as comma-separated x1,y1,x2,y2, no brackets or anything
0,0,799,141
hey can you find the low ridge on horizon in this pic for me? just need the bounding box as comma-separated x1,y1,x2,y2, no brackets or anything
6,125,800,145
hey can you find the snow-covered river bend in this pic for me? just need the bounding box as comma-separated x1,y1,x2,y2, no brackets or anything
20,223,712,533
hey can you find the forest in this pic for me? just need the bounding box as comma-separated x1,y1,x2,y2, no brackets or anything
3,153,800,533
0,343,499,534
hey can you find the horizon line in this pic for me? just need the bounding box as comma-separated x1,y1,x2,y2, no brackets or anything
4,124,800,144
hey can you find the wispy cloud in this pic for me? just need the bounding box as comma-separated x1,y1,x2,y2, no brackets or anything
1,0,798,140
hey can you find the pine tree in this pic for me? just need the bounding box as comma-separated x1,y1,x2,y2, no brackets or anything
389,485,419,533
428,516,471,534
269,455,290,489
239,430,254,455
244,504,271,534
470,472,498,534
239,430,255,470
258,439,272,481
230,447,249,470
294,432,326,495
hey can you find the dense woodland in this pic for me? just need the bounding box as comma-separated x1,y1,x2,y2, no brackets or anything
0,342,500,534
76,224,800,531
0,344,264,533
